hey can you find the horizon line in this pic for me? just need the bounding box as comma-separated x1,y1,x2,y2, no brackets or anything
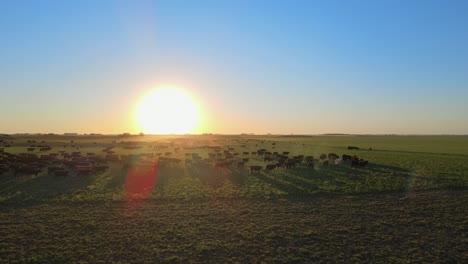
2,133,468,137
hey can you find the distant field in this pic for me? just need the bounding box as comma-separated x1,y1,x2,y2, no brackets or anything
0,135,467,263
1,135,467,202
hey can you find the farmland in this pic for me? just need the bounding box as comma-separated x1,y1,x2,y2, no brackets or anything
0,134,467,263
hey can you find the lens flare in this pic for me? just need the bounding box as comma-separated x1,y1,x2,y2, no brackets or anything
124,163,158,200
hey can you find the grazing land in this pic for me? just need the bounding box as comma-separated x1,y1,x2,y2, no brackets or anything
0,134,467,263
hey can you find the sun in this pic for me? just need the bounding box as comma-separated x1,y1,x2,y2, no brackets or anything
136,87,200,134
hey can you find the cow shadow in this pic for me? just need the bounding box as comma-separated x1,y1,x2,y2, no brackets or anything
254,171,314,197
104,165,128,189
0,169,99,208
148,166,185,196
186,164,230,188
185,163,252,188
230,167,251,185
366,163,411,175
103,163,189,199
254,162,414,196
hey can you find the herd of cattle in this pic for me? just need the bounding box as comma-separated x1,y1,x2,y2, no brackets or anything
0,138,370,178
0,149,110,177
179,147,370,175
0,142,188,177
187,147,370,174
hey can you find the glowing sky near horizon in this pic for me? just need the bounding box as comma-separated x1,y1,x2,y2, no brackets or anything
0,0,467,134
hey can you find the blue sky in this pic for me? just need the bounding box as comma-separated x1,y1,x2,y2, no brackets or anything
1,0,467,134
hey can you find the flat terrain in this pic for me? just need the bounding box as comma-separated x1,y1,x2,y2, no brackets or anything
1,190,466,263
0,135,467,263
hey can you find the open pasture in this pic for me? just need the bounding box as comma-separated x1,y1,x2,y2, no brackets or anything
1,134,467,202
1,134,467,263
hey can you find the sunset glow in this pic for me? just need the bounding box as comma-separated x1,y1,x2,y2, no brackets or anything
136,87,200,134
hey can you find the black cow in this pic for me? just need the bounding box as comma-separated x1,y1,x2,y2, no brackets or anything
285,160,296,169
250,165,262,174
0,164,8,175
17,166,41,176
48,166,62,175
54,170,69,177
94,165,109,173
328,153,339,162
351,157,368,167
359,159,368,167
265,164,276,173
78,168,92,176
342,154,352,161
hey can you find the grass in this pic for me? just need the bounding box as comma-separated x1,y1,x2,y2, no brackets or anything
0,134,467,263
0,190,465,263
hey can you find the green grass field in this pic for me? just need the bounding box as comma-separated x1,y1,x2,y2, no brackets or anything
1,135,467,263
1,135,467,202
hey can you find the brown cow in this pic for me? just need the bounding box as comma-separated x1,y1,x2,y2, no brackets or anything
214,161,227,169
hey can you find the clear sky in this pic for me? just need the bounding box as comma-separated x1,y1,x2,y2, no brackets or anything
1,0,467,135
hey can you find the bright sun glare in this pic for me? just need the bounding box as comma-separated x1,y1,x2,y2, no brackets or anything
136,87,200,134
